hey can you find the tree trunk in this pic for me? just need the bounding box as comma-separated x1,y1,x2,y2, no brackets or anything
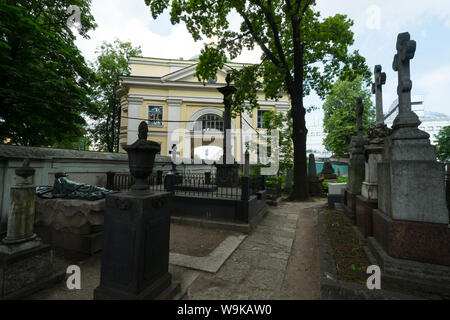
289,95,310,201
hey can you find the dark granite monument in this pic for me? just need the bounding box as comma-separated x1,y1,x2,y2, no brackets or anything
215,74,239,187
320,160,337,180
94,122,180,300
344,98,367,224
308,154,324,196
355,65,391,237
0,159,63,299
368,33,450,296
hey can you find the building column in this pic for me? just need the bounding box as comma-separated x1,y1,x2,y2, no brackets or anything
166,99,182,156
127,97,143,145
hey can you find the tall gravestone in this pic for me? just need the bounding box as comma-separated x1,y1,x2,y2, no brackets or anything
94,122,180,300
215,74,239,187
369,33,449,295
0,159,63,299
355,65,391,237
344,98,367,224
308,154,323,196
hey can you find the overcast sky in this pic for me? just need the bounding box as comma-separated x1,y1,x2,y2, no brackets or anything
75,0,450,122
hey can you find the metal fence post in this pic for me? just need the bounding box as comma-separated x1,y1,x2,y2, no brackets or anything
106,171,115,190
241,176,250,201
205,172,211,185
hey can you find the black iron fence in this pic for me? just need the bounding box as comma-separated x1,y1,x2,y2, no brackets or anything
106,170,265,201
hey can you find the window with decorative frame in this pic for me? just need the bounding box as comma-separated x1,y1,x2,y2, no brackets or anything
257,110,270,128
148,105,163,126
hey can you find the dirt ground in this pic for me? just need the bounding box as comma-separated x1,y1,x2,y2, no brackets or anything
281,201,323,300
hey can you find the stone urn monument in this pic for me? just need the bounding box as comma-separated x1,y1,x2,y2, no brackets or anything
95,121,180,300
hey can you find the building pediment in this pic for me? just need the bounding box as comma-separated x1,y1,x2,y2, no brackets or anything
161,63,233,83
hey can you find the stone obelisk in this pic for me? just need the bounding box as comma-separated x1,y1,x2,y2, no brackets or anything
344,98,367,224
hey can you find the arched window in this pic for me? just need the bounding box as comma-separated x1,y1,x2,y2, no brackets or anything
195,114,224,132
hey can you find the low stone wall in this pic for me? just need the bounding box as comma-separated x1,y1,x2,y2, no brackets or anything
0,144,172,231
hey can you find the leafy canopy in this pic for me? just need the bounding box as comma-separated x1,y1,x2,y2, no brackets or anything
144,0,370,114
0,0,97,147
322,76,375,158
435,126,450,163
90,39,142,152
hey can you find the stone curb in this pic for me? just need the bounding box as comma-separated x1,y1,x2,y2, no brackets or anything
317,209,422,300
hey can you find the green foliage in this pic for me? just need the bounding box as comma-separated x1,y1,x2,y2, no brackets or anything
262,110,293,172
322,181,328,193
336,176,348,183
322,76,375,158
435,126,450,163
0,0,98,147
90,39,142,152
144,0,370,199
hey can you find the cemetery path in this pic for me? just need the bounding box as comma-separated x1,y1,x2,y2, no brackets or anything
27,198,326,300
185,199,326,300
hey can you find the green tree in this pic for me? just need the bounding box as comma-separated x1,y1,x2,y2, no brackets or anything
262,110,293,172
90,40,142,152
144,0,370,200
435,126,450,163
322,76,375,158
0,0,98,147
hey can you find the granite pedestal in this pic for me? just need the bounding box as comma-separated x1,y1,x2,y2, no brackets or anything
94,191,180,300
35,198,105,255
344,190,358,224
215,163,239,187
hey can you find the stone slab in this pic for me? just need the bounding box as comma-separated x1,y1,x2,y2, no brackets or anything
328,183,347,195
372,209,450,266
367,236,450,297
169,235,246,273
0,243,64,299
355,195,378,237
377,160,449,224
35,225,103,255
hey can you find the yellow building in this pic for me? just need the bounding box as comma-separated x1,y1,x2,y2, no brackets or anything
116,57,290,162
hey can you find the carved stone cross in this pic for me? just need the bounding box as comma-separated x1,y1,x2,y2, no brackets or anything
392,32,420,128
372,65,386,126
356,98,364,138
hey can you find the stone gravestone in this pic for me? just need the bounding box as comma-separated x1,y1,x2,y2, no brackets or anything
285,167,292,193
369,33,449,296
215,74,239,187
0,159,63,299
308,154,324,196
320,160,337,180
344,98,367,224
94,122,180,300
355,65,391,237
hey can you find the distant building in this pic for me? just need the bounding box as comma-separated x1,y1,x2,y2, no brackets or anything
306,117,331,159
116,57,290,161
384,95,450,145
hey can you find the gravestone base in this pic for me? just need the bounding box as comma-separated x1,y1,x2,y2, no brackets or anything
35,225,103,255
355,195,378,237
215,163,239,187
308,179,324,197
323,173,337,180
94,191,180,300
367,236,450,297
372,209,450,266
0,241,64,299
94,271,180,300
344,190,358,224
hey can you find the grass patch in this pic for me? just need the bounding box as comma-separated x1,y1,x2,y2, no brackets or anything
322,208,370,285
